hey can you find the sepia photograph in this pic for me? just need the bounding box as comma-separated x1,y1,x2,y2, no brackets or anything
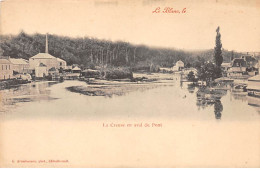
0,0,260,168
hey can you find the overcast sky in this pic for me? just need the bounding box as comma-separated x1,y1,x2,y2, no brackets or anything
0,0,260,52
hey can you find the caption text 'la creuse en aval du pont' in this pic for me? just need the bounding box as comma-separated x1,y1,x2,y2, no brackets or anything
103,122,162,128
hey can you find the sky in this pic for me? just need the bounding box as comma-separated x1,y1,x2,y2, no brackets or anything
0,0,260,52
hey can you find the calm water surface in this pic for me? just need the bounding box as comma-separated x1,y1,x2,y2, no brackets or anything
0,73,259,167
0,73,259,121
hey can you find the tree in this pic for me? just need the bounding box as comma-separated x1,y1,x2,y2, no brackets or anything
187,71,196,82
196,62,222,85
214,26,223,67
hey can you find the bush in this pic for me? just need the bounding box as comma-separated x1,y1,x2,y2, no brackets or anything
102,67,133,79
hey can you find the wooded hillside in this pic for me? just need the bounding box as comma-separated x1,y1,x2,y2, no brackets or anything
0,32,244,68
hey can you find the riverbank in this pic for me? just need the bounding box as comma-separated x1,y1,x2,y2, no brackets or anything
0,79,31,90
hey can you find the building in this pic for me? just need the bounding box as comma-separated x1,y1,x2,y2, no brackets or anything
241,55,258,68
227,58,247,77
9,58,29,74
29,34,67,71
172,60,184,71
221,62,231,72
35,63,48,78
48,67,60,80
57,58,67,69
72,66,81,73
0,58,14,80
29,53,59,70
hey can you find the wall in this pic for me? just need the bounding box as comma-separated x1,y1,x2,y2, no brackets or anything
0,63,14,80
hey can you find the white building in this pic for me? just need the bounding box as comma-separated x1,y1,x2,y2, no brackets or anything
172,60,184,71
0,58,14,80
35,63,48,78
29,53,59,70
9,58,29,74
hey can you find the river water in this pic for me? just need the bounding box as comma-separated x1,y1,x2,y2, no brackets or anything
0,73,259,167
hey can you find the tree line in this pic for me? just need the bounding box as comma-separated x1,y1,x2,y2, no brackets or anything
0,32,243,69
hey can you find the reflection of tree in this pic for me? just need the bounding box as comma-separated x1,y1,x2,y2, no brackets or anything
187,85,195,93
214,99,223,119
196,87,226,119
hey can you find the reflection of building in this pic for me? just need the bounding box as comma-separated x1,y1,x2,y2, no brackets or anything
35,63,48,78
9,58,29,74
172,60,184,71
248,96,260,114
0,58,14,80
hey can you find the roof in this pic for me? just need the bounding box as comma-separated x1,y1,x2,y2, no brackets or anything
30,53,56,59
72,66,81,71
241,55,256,62
57,58,66,62
221,63,231,67
9,58,28,65
0,58,12,64
176,60,184,64
231,58,247,67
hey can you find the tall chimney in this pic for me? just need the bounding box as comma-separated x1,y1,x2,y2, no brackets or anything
45,33,48,53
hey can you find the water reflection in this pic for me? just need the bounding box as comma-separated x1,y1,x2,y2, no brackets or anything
195,87,227,119
0,73,260,120
0,81,58,112
214,99,223,119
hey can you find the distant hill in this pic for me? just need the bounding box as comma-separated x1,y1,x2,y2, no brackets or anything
0,32,249,68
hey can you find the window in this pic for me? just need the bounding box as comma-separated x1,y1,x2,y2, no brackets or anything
9,65,10,70
6,65,7,70
60,62,62,66
1,65,3,70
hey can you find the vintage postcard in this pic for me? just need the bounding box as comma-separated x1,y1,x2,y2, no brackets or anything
0,0,260,168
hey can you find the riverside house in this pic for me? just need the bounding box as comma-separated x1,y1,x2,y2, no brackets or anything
227,58,247,77
9,58,29,74
0,58,14,80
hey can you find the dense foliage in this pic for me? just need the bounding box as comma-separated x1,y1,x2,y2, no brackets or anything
0,32,243,69
214,27,223,67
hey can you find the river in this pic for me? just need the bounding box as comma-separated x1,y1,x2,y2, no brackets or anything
0,73,259,167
